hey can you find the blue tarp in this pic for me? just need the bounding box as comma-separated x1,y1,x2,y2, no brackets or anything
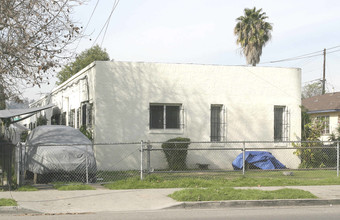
232,151,286,170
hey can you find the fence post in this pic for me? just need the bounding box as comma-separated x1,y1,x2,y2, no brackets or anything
140,140,144,180
16,143,21,186
85,145,89,184
147,141,151,173
337,141,339,177
242,142,246,176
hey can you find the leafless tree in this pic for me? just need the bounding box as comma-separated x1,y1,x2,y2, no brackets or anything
0,0,84,107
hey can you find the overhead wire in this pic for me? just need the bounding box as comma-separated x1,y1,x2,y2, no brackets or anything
73,0,101,54
92,0,120,47
260,45,340,64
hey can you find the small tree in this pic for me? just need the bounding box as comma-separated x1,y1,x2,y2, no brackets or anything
56,45,110,85
161,137,190,171
36,115,48,126
330,126,340,142
302,81,325,99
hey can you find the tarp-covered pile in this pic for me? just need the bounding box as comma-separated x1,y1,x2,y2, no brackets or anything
232,151,286,170
25,125,96,175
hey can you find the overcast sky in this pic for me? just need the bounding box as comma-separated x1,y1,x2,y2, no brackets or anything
25,0,340,100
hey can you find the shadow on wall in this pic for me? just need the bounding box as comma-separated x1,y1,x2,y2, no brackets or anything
92,62,300,170
94,63,210,170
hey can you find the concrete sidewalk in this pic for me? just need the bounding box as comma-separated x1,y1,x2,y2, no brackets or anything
1,185,340,214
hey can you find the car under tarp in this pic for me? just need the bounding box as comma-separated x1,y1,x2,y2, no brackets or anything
24,125,97,176
232,151,286,170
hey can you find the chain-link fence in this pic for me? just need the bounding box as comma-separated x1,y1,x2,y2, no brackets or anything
142,141,339,178
13,140,340,186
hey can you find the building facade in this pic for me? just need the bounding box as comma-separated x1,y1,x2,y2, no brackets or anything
25,61,302,170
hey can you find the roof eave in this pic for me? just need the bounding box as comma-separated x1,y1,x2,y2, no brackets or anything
306,109,340,114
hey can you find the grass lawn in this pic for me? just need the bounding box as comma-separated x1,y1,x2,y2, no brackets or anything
53,182,95,191
169,188,317,201
17,185,38,191
103,171,328,201
104,170,340,190
0,198,17,206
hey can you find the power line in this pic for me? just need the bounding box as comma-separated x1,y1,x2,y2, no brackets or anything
92,0,120,47
74,0,101,53
100,0,120,47
261,45,340,64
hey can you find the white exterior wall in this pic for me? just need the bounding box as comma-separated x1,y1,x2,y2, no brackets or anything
35,64,95,127
24,61,302,171
92,61,301,170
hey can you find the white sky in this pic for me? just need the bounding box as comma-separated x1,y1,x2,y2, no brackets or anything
24,0,340,100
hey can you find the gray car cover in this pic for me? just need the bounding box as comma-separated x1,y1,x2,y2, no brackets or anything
25,125,96,175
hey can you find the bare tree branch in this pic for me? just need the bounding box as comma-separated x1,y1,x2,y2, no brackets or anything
0,0,85,105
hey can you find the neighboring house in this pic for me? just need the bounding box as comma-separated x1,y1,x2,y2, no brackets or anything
23,61,302,170
302,92,340,141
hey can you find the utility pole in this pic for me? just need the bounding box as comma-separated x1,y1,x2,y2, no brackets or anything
322,48,326,94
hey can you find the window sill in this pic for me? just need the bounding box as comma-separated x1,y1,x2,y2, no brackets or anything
149,129,184,135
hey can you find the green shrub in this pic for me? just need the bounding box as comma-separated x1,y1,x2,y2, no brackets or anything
0,198,17,206
294,142,336,168
161,137,190,171
36,115,48,126
80,125,93,141
294,119,337,168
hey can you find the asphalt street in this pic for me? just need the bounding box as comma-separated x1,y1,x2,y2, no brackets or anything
1,185,340,218
2,206,340,220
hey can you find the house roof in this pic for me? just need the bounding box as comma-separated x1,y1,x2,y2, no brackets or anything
302,92,340,113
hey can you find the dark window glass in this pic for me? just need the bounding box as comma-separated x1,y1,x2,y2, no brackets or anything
166,106,180,129
51,114,60,125
82,104,87,126
274,107,284,141
69,109,75,127
211,105,222,141
150,105,164,129
77,108,80,128
61,112,67,125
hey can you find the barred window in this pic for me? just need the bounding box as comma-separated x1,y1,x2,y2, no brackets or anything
61,112,67,126
149,104,181,129
68,109,75,127
77,108,81,128
274,106,289,141
211,105,223,142
81,103,93,128
51,114,60,125
82,104,87,126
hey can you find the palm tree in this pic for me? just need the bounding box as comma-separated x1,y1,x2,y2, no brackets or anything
234,7,273,66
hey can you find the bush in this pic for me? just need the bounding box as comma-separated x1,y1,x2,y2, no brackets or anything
294,119,336,168
161,137,190,171
80,125,93,141
36,115,48,126
294,142,336,168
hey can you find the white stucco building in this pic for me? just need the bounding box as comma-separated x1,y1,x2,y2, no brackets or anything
25,61,302,170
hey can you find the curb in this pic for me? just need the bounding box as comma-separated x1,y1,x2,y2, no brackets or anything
0,206,40,215
166,199,340,209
